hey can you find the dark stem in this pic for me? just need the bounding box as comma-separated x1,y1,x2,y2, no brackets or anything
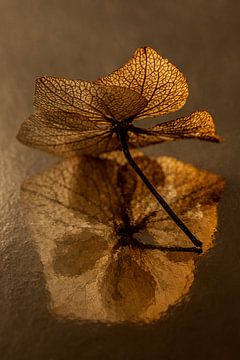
117,127,203,249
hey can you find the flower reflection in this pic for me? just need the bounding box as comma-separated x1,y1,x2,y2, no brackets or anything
21,151,224,323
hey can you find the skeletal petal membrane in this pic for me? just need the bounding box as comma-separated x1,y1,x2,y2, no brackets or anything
128,111,221,148
17,110,120,157
96,47,189,119
34,76,147,122
17,47,220,157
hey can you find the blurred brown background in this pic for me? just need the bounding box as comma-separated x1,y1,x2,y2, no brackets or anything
0,0,239,359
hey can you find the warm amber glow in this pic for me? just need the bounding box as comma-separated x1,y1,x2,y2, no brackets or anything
17,47,221,157
21,152,224,323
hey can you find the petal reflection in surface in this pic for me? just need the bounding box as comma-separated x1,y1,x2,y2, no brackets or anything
21,151,224,323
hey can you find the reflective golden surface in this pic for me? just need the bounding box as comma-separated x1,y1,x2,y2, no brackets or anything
21,152,224,323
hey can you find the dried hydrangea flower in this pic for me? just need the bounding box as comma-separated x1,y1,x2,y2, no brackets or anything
17,47,221,252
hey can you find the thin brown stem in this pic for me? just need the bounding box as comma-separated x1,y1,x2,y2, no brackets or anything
117,127,202,251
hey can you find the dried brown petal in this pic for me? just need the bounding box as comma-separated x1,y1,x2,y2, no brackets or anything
17,48,220,157
17,109,220,157
34,76,147,122
17,110,120,156
128,111,221,148
96,47,188,119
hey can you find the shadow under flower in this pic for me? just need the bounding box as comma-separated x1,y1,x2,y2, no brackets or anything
20,151,224,323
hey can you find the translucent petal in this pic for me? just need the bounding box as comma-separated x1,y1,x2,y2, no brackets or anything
17,110,120,157
128,111,221,148
34,76,147,122
96,47,188,119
